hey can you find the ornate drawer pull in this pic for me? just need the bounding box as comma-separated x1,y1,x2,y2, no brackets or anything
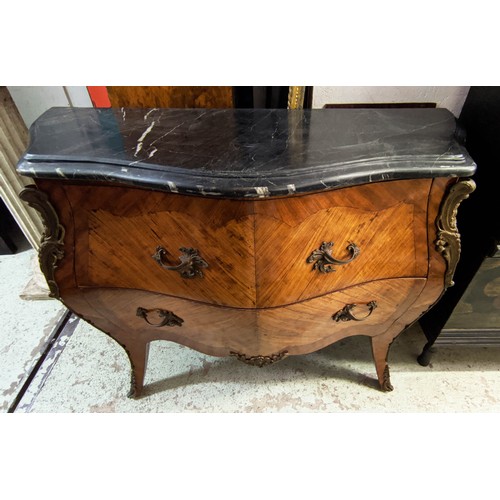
136,307,184,327
152,246,208,279
307,241,360,273
332,301,377,322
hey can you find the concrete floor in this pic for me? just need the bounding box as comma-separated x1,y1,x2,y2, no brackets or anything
0,248,65,412
2,248,500,412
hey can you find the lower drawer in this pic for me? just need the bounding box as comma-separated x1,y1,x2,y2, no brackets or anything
65,278,425,357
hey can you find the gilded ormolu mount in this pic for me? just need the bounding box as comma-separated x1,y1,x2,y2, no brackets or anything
136,307,184,327
230,350,288,367
19,186,65,299
332,301,378,322
382,365,394,392
307,241,360,273
152,246,208,279
435,178,476,289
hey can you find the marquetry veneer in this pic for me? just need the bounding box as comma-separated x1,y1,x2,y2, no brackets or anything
17,107,476,397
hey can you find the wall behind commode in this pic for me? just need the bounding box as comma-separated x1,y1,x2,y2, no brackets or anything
7,86,470,130
312,86,469,117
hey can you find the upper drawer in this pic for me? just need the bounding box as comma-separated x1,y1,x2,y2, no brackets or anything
49,179,431,309
253,179,431,307
67,185,257,308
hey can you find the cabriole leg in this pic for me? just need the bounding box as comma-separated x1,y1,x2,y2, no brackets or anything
124,340,151,398
371,334,394,392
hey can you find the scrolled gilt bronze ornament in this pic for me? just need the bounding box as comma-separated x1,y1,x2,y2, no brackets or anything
382,365,394,392
307,241,360,273
230,350,288,367
136,307,184,327
19,186,65,298
332,301,377,322
435,178,476,288
152,246,208,279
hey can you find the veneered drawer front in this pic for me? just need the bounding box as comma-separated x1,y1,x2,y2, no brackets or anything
254,179,431,307
65,185,257,308
65,278,425,359
257,277,424,355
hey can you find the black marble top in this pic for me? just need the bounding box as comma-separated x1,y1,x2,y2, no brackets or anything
17,107,476,198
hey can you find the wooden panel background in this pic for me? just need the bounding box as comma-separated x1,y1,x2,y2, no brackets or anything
106,86,233,108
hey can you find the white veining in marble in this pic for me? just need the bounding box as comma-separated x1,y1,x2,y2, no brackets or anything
134,121,156,157
167,181,178,193
18,108,476,198
144,108,157,121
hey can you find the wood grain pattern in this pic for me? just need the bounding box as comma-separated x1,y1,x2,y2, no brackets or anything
254,179,430,306
257,278,425,355
39,181,256,307
106,86,233,109
32,176,453,396
61,278,425,395
72,278,424,356
381,177,451,330
369,177,451,390
38,179,431,309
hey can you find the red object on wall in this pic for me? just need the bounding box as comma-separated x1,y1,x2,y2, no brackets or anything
87,87,111,107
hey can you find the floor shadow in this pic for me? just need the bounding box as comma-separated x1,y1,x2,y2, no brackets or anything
140,344,382,398
139,328,500,398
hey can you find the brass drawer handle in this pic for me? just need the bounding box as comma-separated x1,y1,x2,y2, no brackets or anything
152,246,208,279
307,241,360,273
332,301,377,322
136,307,184,327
